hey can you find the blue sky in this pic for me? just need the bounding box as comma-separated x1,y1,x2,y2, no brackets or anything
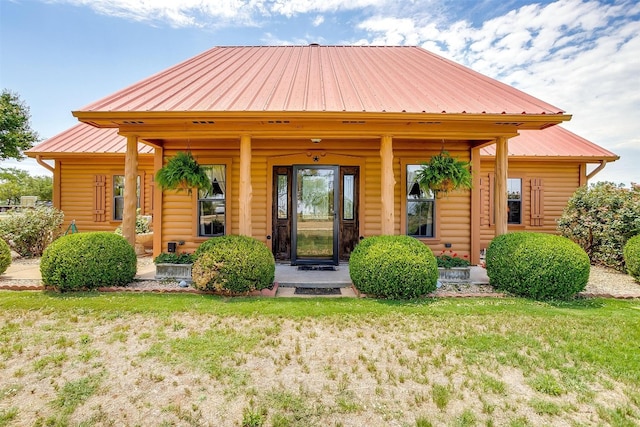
1,0,639,184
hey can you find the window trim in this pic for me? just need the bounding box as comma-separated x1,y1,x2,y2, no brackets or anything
192,158,233,241
111,173,142,222
507,177,523,225
401,159,441,242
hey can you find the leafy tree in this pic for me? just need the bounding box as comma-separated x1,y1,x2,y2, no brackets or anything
558,182,640,271
0,89,39,160
0,167,52,204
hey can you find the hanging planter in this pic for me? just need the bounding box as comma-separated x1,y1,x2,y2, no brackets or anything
155,151,211,194
416,151,472,198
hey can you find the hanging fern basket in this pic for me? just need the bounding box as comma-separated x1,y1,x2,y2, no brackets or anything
416,151,472,198
155,151,211,194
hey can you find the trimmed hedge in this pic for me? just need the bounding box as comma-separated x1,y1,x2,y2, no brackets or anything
349,235,438,299
623,235,640,281
192,235,275,293
486,232,590,300
0,238,10,275
40,232,137,292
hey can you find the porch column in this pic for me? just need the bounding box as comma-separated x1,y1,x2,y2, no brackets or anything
494,136,509,236
152,146,164,257
380,135,395,235
470,147,481,264
123,134,139,246
239,134,253,236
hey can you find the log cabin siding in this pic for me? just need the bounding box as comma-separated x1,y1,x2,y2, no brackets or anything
56,157,154,233
47,141,587,263
479,160,581,250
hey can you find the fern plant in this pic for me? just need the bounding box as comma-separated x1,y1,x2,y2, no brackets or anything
155,151,210,194
416,151,472,197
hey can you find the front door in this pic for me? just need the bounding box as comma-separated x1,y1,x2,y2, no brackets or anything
292,166,338,265
272,165,359,264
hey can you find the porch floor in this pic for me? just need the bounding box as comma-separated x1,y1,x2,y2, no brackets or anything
275,262,352,288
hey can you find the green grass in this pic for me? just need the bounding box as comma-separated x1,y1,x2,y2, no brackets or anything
0,291,639,426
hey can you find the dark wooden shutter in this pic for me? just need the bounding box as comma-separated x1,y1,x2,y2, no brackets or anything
530,178,544,226
93,175,106,222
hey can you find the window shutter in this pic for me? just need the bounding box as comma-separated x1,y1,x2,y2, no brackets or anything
530,178,544,226
93,175,106,222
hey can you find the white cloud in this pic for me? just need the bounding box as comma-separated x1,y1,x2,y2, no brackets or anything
32,0,640,183
357,0,640,184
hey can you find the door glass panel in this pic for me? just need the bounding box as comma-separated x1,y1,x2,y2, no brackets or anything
277,174,288,219
343,174,354,220
296,168,334,260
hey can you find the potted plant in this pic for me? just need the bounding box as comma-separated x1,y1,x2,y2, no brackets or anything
115,209,153,255
155,151,211,194
436,251,471,282
154,252,195,282
416,151,472,197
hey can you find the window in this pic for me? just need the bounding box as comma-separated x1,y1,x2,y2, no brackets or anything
198,165,226,237
277,174,288,219
113,175,140,221
343,174,355,220
406,165,435,237
507,178,522,224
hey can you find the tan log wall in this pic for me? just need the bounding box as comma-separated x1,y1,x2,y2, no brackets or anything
55,156,155,233
478,159,582,251
49,143,586,261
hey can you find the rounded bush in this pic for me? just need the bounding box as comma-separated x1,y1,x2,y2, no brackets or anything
623,235,640,281
40,232,137,292
192,235,275,293
486,232,590,300
349,235,438,299
0,238,11,275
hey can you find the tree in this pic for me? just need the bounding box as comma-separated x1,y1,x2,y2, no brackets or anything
0,89,39,160
0,168,52,204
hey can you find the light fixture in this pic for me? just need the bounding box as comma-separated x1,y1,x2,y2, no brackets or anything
311,138,322,144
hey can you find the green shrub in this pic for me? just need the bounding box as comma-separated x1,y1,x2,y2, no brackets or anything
0,238,10,275
349,235,438,299
192,235,275,293
558,182,640,271
486,232,590,300
40,232,137,292
0,206,64,257
623,235,640,281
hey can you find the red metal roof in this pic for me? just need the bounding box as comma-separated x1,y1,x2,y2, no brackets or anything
480,126,618,160
26,124,153,155
78,45,564,116
28,123,616,162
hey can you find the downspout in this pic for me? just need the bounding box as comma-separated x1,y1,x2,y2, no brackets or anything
35,155,55,173
586,160,607,182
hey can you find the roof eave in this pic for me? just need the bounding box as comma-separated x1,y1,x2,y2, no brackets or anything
72,110,572,131
480,154,620,163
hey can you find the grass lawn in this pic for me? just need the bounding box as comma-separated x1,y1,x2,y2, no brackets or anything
0,292,639,426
